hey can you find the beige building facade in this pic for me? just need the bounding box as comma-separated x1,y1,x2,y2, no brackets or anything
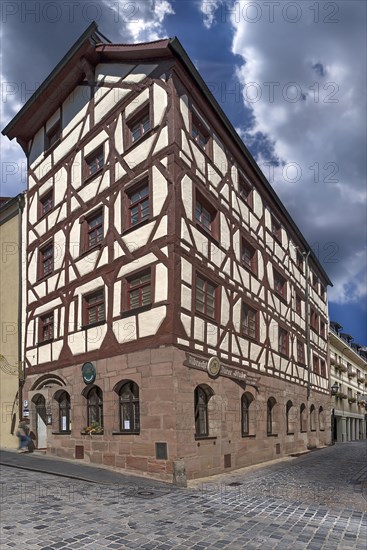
330,322,367,442
0,194,25,448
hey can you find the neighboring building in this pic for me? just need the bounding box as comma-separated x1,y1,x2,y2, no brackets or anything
329,322,367,442
0,194,25,448
2,23,332,481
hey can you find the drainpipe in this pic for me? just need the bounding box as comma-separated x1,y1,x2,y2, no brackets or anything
17,193,25,420
304,250,311,400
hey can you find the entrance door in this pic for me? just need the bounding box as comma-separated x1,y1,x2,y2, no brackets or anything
34,395,47,449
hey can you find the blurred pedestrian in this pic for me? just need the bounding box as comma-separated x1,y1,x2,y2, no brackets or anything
16,418,31,453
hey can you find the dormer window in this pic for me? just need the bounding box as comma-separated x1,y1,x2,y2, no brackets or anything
45,120,61,150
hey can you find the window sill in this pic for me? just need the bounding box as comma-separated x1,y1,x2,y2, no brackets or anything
78,243,103,259
44,138,61,157
242,434,256,439
274,292,287,305
278,352,289,360
194,436,217,441
242,332,259,344
241,263,259,280
195,310,219,325
80,431,104,436
267,433,278,437
286,432,295,436
81,320,106,330
300,430,307,433
195,223,219,245
83,167,104,186
122,217,152,235
112,431,140,436
52,431,71,435
37,272,53,283
38,208,55,222
120,304,152,319
37,339,54,347
272,234,282,246
125,127,155,152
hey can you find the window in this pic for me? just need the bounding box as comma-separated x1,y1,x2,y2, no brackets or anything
242,239,257,275
300,403,307,432
127,182,149,227
310,308,319,332
319,406,325,431
129,106,151,143
320,284,326,300
286,400,294,434
127,270,151,310
239,175,252,204
195,274,217,320
310,404,316,431
296,250,303,271
312,272,318,290
295,293,302,316
194,385,213,437
297,339,305,365
86,386,103,428
83,289,105,326
242,303,258,340
39,243,53,278
39,312,54,342
278,327,288,357
320,320,326,339
313,354,320,374
86,209,103,250
195,191,217,238
45,120,61,150
55,391,71,432
271,215,281,242
84,146,104,179
320,359,326,378
267,397,276,435
273,269,286,300
192,113,210,152
40,191,53,217
117,381,140,433
241,392,254,436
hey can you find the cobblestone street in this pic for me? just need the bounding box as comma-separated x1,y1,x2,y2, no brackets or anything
1,442,366,549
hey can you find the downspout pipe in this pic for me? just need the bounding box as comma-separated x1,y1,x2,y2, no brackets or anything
304,250,311,400
17,193,25,420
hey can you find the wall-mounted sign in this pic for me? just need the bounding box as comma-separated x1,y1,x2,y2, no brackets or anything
184,352,260,388
82,362,96,385
207,357,221,378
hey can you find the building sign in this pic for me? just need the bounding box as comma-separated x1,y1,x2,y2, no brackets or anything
82,362,96,385
184,353,260,389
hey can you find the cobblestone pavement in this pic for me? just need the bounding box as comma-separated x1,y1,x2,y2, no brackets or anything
0,442,366,549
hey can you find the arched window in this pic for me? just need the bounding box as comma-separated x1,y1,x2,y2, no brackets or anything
300,403,307,432
55,391,71,432
117,381,140,433
194,385,213,437
241,392,254,436
319,406,325,431
267,397,276,435
86,386,103,427
286,400,293,434
310,404,316,431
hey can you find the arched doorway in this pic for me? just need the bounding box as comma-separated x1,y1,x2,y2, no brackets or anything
32,394,47,449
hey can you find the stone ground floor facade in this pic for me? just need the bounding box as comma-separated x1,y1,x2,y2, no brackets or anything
23,346,332,482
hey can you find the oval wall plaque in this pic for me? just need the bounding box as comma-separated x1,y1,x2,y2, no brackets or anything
82,362,96,385
207,356,221,378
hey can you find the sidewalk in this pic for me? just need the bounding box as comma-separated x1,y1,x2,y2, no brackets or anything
0,448,176,491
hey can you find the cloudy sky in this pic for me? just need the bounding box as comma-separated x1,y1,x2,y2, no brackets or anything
1,0,366,344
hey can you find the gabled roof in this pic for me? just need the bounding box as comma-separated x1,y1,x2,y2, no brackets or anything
2,23,332,286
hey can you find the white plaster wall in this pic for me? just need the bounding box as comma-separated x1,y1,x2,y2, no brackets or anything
63,85,90,136
95,63,135,83
29,127,45,167
155,264,168,302
118,253,157,278
194,317,205,342
212,136,227,175
181,175,193,219
124,64,158,84
113,318,137,343
125,88,149,119
153,126,168,155
152,166,168,217
114,114,124,156
181,258,192,284
124,134,156,169
153,83,167,127
138,305,166,338
180,94,190,131
181,285,192,310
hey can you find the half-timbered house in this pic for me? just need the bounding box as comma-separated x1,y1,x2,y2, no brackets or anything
2,23,332,481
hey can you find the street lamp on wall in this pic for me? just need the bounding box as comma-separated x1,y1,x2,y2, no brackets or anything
331,382,339,396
